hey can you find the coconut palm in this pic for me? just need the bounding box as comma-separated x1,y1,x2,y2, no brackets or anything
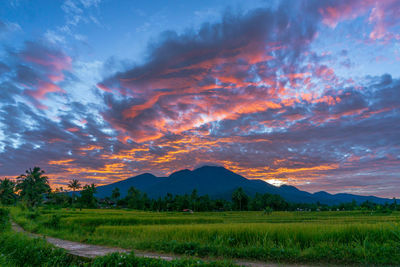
16,167,51,208
67,179,81,204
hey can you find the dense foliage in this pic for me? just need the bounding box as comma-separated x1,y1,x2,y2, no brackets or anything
0,208,10,231
16,167,51,208
79,184,98,209
0,179,16,205
100,186,400,212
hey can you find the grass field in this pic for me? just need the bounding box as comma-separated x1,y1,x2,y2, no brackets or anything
10,207,400,265
0,207,237,266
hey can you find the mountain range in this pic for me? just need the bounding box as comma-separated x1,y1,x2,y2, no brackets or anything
93,166,392,205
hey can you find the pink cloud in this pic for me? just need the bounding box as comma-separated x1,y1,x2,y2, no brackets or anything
17,42,73,108
20,42,72,84
23,53,71,73
319,0,400,41
26,81,65,100
319,0,376,28
368,0,400,41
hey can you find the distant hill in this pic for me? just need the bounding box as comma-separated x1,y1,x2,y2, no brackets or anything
94,165,392,204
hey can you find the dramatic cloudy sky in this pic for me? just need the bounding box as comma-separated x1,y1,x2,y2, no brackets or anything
0,0,399,197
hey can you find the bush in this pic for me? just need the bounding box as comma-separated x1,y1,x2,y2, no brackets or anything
0,208,10,231
264,206,273,215
0,232,84,266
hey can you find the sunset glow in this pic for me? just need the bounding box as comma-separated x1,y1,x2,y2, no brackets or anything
0,0,399,197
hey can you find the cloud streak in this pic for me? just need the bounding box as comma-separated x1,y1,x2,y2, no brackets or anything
0,1,399,198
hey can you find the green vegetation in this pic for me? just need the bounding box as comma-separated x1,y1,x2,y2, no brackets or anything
0,231,234,266
0,208,10,231
0,231,84,266
90,253,236,267
111,187,120,203
0,178,16,205
10,207,400,265
0,207,236,266
16,167,51,208
68,179,82,206
79,184,98,209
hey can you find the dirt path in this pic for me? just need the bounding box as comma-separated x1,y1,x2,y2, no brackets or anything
12,222,130,258
11,221,316,267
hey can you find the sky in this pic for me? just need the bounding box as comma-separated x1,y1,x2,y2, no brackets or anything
0,0,399,198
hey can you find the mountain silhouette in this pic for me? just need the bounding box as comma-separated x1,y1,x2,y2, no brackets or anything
95,165,392,204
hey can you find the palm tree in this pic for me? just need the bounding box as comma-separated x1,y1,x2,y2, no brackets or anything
16,167,51,208
68,179,81,204
232,187,248,211
111,187,120,202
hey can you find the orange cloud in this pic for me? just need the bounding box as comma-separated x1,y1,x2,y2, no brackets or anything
48,159,74,165
79,145,103,151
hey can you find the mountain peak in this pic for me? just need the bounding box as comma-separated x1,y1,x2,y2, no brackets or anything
194,165,225,170
194,165,228,173
169,169,191,178
137,173,157,178
313,191,330,196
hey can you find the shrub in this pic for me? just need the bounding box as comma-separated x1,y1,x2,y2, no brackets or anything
0,232,84,266
0,208,10,231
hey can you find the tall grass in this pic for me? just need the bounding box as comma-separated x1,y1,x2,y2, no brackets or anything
1,207,237,266
0,232,83,266
90,222,400,264
95,222,400,246
0,232,237,267
10,207,400,265
63,216,223,227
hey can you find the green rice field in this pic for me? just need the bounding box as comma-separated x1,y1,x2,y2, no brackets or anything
10,208,400,265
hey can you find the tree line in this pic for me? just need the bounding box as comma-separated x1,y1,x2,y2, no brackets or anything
1,167,399,213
